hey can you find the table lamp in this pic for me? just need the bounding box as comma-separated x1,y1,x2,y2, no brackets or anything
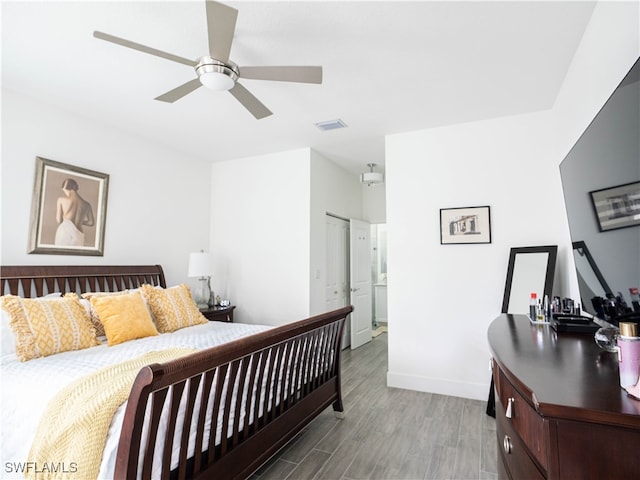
188,250,213,309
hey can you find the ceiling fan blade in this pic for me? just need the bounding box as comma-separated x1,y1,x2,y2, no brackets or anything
93,31,196,67
205,0,238,63
239,66,323,84
229,83,272,119
155,78,202,103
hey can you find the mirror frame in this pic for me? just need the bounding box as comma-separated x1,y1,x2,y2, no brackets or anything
501,245,558,313
572,240,612,297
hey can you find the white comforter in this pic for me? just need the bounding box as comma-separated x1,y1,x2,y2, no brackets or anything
0,321,271,479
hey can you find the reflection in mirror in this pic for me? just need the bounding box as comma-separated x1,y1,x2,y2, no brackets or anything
501,246,558,314
573,241,612,316
560,57,640,323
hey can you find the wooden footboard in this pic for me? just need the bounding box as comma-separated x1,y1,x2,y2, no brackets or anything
115,305,352,480
1,265,350,479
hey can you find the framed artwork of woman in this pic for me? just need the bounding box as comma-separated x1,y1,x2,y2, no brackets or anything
28,157,109,256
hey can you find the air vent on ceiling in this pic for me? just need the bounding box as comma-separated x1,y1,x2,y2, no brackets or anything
314,119,348,131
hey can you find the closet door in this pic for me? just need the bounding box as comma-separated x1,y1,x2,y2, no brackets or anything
326,215,350,347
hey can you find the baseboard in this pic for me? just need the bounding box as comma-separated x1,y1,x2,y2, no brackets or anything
386,371,488,401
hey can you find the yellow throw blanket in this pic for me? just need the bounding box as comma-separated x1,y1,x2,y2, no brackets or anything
27,349,196,480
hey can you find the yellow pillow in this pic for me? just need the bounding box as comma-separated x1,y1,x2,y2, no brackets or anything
140,284,207,333
90,291,158,346
81,290,134,337
1,295,99,362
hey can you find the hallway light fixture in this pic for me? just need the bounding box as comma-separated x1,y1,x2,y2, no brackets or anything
360,163,384,186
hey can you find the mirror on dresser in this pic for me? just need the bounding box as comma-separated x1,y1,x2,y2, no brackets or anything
560,57,640,323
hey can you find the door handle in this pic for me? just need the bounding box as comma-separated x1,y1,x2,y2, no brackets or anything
350,287,360,292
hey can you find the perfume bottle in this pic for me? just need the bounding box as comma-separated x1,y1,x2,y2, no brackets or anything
529,293,537,321
536,298,545,322
617,322,640,391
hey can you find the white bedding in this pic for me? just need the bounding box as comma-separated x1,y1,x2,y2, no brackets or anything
0,321,271,479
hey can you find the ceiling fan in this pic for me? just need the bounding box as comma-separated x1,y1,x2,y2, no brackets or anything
93,0,322,119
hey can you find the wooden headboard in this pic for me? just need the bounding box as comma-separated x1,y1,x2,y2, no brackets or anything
0,265,166,298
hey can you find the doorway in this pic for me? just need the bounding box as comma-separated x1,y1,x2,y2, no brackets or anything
371,223,388,335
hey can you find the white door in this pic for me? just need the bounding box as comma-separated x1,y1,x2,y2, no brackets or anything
350,218,372,349
325,215,350,347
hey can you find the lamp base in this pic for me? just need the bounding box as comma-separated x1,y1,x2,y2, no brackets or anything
194,277,211,310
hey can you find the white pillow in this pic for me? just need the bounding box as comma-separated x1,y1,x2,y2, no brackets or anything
1,308,15,355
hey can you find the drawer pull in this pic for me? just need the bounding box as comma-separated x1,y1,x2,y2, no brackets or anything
503,435,513,455
505,397,515,418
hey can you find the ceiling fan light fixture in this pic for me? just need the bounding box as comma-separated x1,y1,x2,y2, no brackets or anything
196,56,238,91
93,1,322,117
199,71,235,91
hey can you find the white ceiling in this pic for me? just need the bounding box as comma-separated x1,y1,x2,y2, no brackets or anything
2,1,597,175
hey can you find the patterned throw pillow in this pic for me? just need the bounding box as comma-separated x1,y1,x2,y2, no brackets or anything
2,293,61,356
89,291,158,346
0,295,100,362
140,284,207,333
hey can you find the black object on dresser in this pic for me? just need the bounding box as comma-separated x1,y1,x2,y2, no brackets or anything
488,314,640,479
200,305,235,322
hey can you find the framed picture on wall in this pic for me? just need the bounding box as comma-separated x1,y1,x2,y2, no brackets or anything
440,205,491,244
28,157,109,256
589,181,640,232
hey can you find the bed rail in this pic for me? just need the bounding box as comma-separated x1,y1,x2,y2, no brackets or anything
115,305,352,480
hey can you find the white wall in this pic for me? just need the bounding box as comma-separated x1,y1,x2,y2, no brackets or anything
1,89,211,286
386,110,566,400
210,148,363,324
385,0,639,400
362,182,386,224
309,149,362,315
209,148,311,325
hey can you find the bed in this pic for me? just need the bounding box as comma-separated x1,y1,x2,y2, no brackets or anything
0,264,352,480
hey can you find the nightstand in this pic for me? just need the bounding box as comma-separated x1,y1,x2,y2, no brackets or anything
200,305,236,323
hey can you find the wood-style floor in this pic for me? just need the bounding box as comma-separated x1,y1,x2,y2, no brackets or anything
251,332,498,480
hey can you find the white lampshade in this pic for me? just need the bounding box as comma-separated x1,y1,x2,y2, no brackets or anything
188,252,213,278
359,163,384,186
199,71,235,91
360,171,384,185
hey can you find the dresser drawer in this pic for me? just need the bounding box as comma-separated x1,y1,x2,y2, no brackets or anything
494,362,548,472
551,419,640,479
496,396,545,480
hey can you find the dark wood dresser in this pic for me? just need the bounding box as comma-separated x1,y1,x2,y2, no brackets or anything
488,314,640,479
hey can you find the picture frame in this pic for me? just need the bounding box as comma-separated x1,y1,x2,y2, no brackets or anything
28,157,109,256
589,181,640,232
440,205,491,244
